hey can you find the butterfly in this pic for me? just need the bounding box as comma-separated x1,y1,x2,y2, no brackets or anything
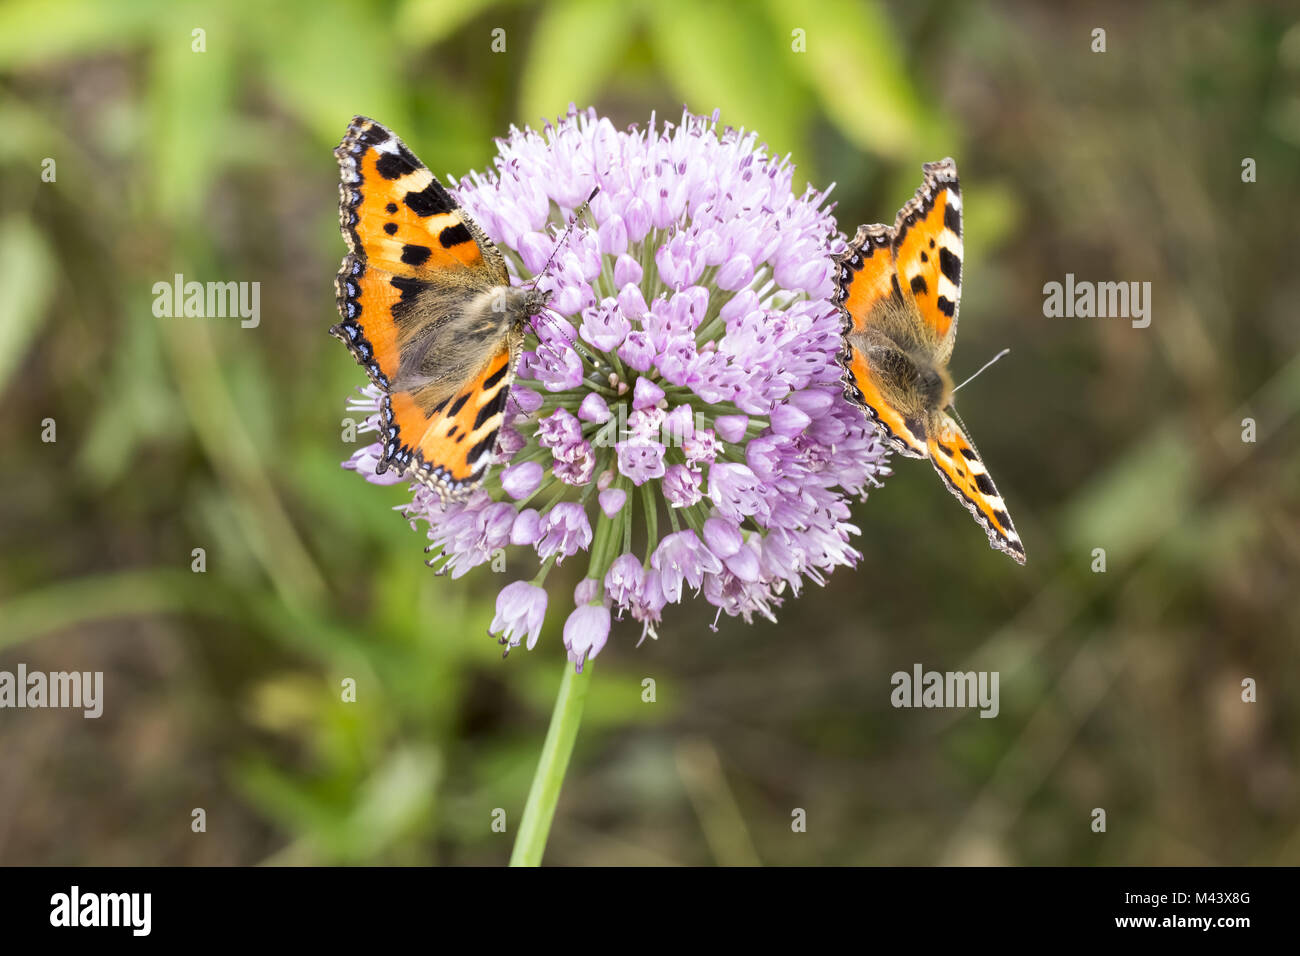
833,158,1026,564
332,115,549,500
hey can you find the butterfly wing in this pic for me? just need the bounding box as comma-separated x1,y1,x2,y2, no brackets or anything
834,224,930,457
927,411,1026,564
333,115,516,499
891,158,963,364
383,339,520,497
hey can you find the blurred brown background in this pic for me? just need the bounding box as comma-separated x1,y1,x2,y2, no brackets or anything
1,0,1297,865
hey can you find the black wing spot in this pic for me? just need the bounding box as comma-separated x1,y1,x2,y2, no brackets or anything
439,223,473,248
468,433,496,463
405,181,456,217
473,388,508,431
992,509,1011,529
401,244,432,266
389,275,423,301
448,392,472,416
376,152,414,180
935,442,954,459
890,274,905,304
483,362,509,390
975,473,997,496
386,202,398,213
357,125,390,148
910,275,928,296
936,296,956,317
939,247,961,287
920,251,928,263
928,238,936,249
944,204,961,236
960,447,978,461
383,223,397,235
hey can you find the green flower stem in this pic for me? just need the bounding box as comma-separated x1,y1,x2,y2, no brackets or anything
509,659,593,866
530,552,559,586
621,478,634,554
640,483,659,564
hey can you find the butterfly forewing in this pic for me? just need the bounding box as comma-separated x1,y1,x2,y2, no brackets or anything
927,412,1025,564
834,158,1026,563
332,116,520,501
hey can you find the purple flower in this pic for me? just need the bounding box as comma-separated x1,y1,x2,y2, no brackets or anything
598,488,627,517
511,508,542,546
341,107,892,669
702,516,743,558
662,464,702,508
502,461,543,499
714,414,748,443
537,502,592,563
491,581,548,651
552,444,595,486
581,299,630,352
564,604,611,672
708,462,768,521
511,387,544,415
682,429,721,467
617,437,666,486
578,392,610,423
618,330,655,371
604,554,645,609
652,529,724,603
664,404,696,442
537,407,583,452
632,376,665,411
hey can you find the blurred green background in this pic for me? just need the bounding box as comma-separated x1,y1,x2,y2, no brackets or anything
1,0,1298,865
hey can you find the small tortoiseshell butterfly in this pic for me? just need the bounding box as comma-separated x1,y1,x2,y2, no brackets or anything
833,159,1026,564
332,116,549,500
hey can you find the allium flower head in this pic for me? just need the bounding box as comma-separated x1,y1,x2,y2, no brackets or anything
343,106,891,670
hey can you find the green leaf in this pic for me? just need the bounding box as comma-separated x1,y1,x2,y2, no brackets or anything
0,217,54,394
250,0,406,142
146,11,237,221
0,0,167,69
766,0,942,158
1061,424,1197,563
519,0,640,125
646,0,809,165
396,0,502,49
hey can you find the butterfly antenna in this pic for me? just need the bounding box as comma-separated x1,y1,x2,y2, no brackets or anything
953,348,1010,393
948,350,1009,463
526,186,601,366
528,186,600,291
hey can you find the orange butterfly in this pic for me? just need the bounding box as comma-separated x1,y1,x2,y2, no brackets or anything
332,116,549,500
833,159,1026,564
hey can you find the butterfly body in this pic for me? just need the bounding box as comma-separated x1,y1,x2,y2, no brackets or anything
332,116,547,497
845,287,956,458
834,160,1026,564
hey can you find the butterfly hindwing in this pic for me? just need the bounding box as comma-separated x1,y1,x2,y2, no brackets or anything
927,412,1025,564
892,158,963,361
332,115,521,500
835,158,1026,564
839,340,929,457
834,225,930,456
381,339,518,495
